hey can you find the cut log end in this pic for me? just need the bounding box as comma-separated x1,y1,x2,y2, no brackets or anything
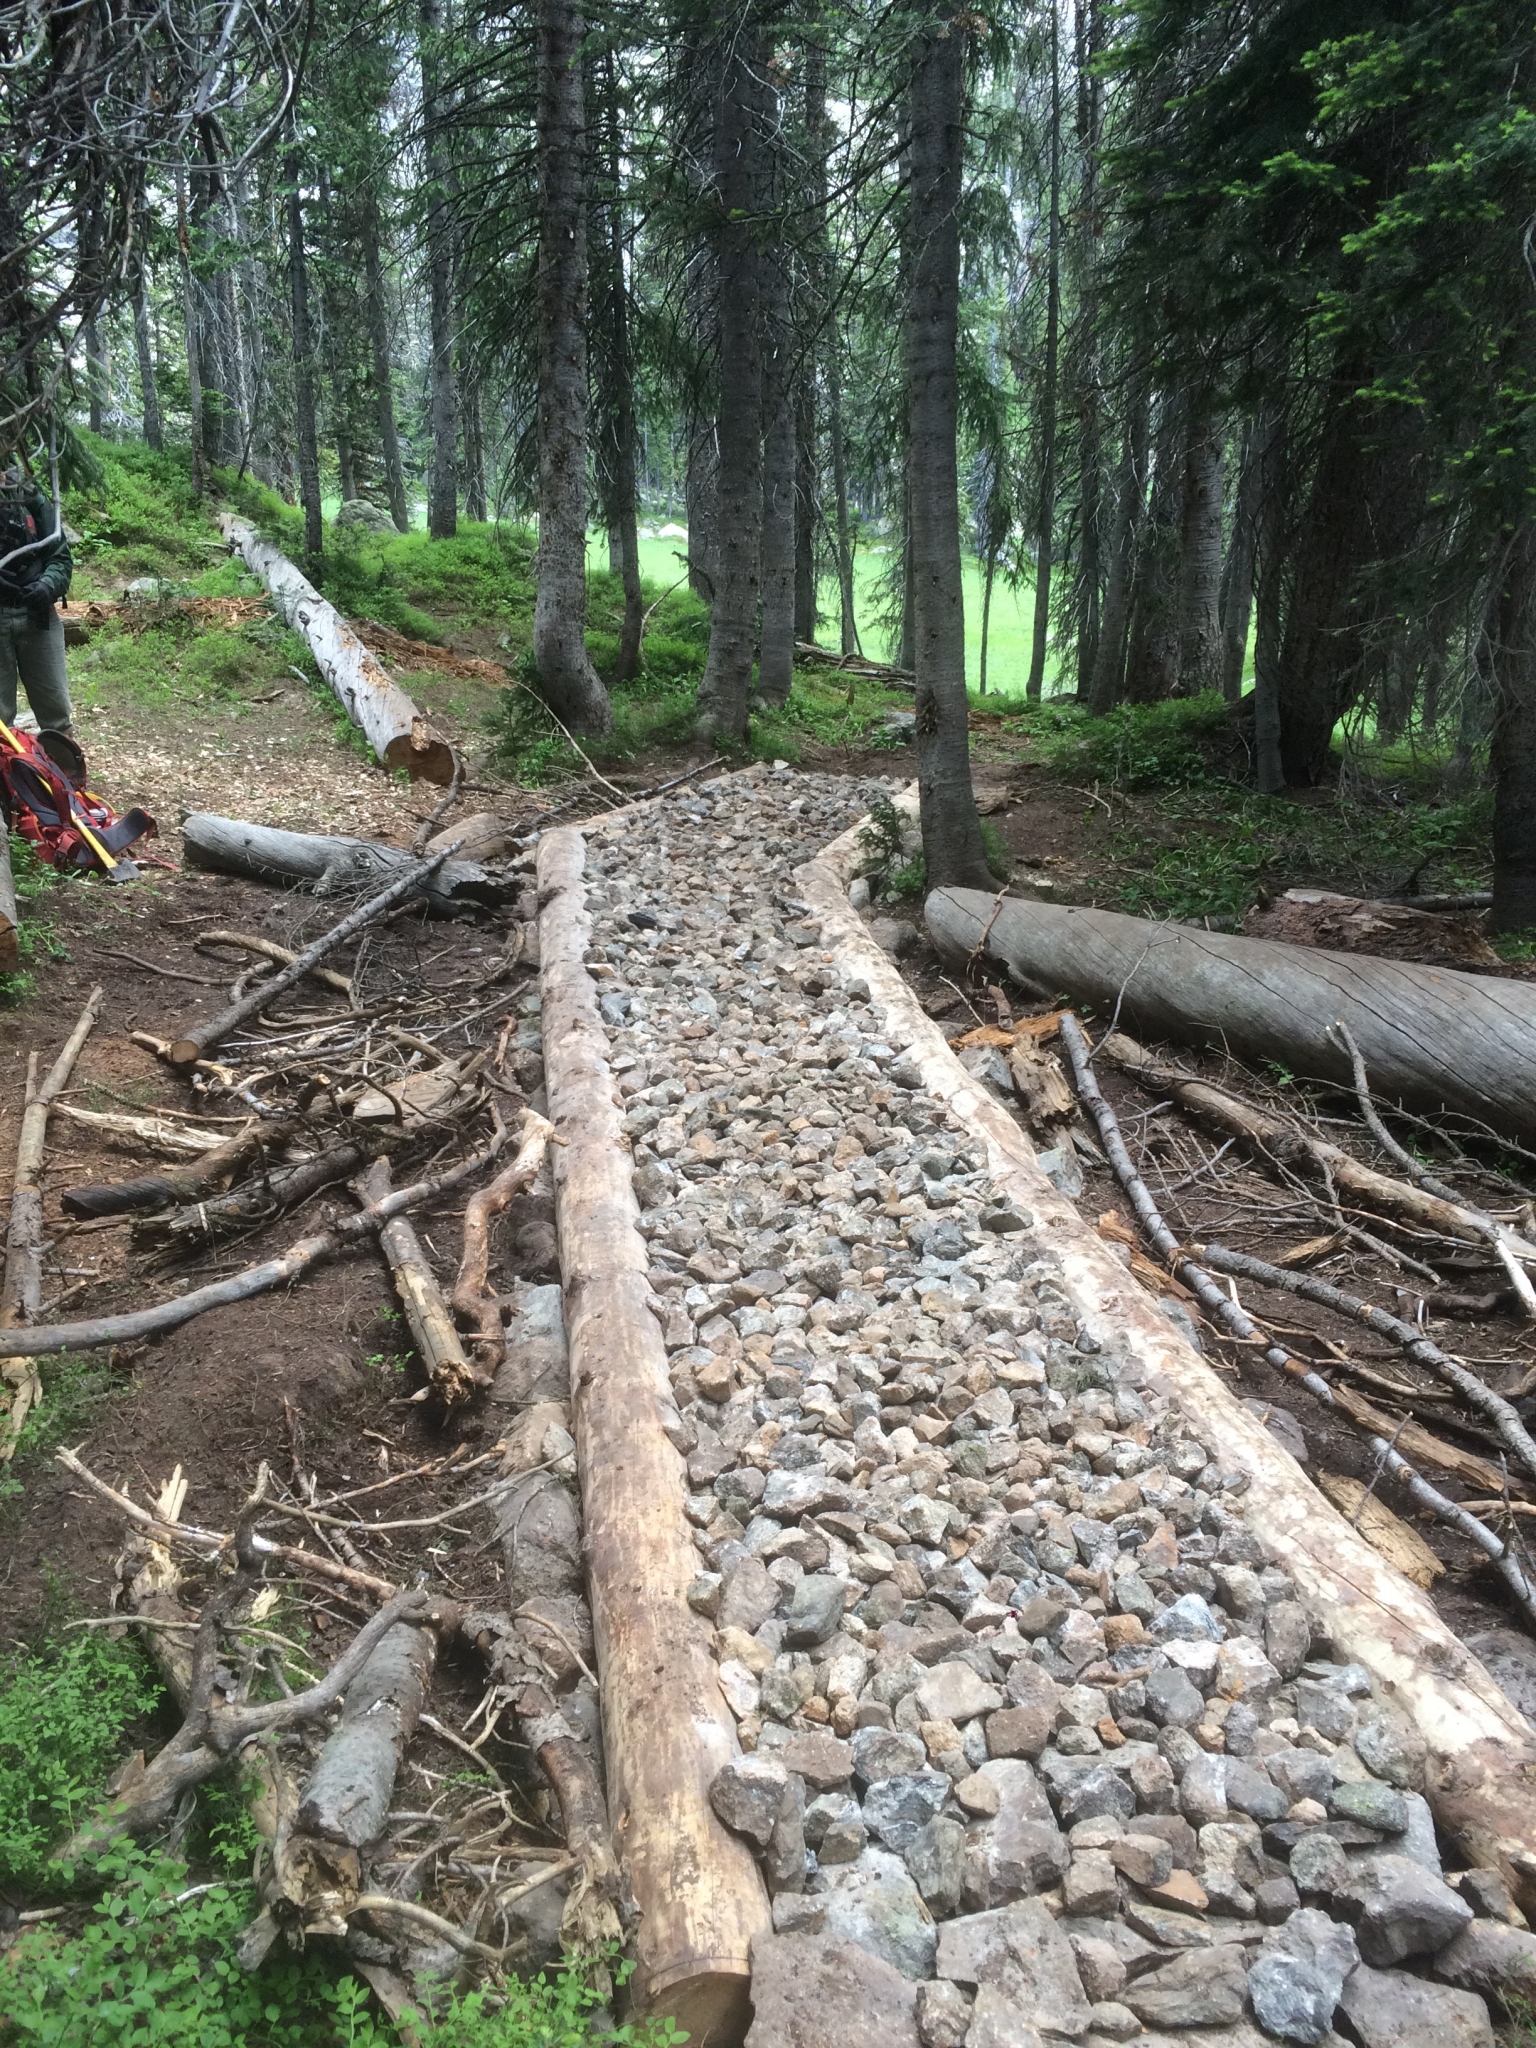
166,1039,202,1069
383,733,458,786
642,1963,752,2048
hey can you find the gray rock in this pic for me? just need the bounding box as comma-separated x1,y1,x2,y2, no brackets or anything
1346,1853,1473,1966
721,1557,781,1634
1266,1748,1334,1808
1224,1759,1289,1824
1293,1681,1355,1744
1149,1594,1224,1644
334,497,401,533
1453,1867,1524,1926
1289,1829,1350,1898
745,1930,921,2048
1256,1875,1301,1924
1145,1666,1205,1729
916,1980,972,2048
1337,1961,1493,2048
906,1816,967,1917
1087,2000,1141,2042
1123,1944,1248,2029
1265,1602,1313,1680
916,1660,1004,1725
1327,1780,1407,1833
1179,1754,1229,1827
963,1765,1071,1909
767,1772,809,1894
1353,1789,1439,1878
1058,1764,1136,1829
1067,1932,1127,2003
1434,1919,1536,1997
964,1984,1046,2047
820,1847,939,1981
869,919,919,961
764,1465,853,1519
865,1770,952,1852
1464,1627,1536,1724
712,1756,790,1846
785,1573,849,1646
1246,1908,1359,2044
761,1663,818,1721
1354,1708,1428,1792
855,1726,930,1783
781,1733,856,1791
936,1900,1092,2040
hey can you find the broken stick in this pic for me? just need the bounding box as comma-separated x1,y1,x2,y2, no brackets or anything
452,1110,556,1382
358,1155,477,1407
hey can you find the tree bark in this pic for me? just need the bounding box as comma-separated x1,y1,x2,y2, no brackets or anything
1026,0,1062,703
694,14,763,745
757,81,796,711
286,154,324,568
1070,0,1105,696
795,38,829,648
532,0,610,735
685,410,718,601
175,170,207,501
829,358,859,655
462,372,488,522
1123,388,1184,702
596,51,643,683
1175,405,1224,696
907,9,990,890
421,0,458,540
1087,364,1149,712
1219,417,1260,703
131,247,163,454
1490,520,1536,934
181,809,504,915
362,195,409,532
925,886,1536,1138
1252,405,1287,792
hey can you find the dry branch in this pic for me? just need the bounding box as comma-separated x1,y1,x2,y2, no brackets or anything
138,1138,380,1252
197,929,354,999
182,815,509,919
220,513,454,783
163,841,462,1068
358,1156,476,1408
537,825,768,2039
926,886,1536,1138
61,1116,301,1222
0,1131,506,1363
452,1112,556,1381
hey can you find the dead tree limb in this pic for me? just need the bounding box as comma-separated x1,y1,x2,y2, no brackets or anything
1056,1011,1536,1629
163,844,463,1068
196,929,354,1000
62,1115,300,1223
358,1156,476,1408
452,1112,555,1382
0,1132,506,1363
137,1138,380,1252
182,816,507,919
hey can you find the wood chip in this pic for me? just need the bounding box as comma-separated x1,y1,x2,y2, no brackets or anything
1315,1472,1446,1588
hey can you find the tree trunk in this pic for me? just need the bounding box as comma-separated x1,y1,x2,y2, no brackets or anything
362,196,409,532
757,81,796,711
1071,0,1105,696
533,0,611,736
926,886,1536,1139
131,250,163,454
421,0,458,540
175,171,207,501
794,39,828,646
1087,364,1149,711
829,359,859,655
1026,0,1062,703
1490,521,1536,934
1175,406,1224,696
597,53,643,683
978,544,996,695
897,463,915,672
685,411,718,601
1123,389,1184,702
1252,406,1287,792
287,156,324,569
1220,417,1261,702
694,15,763,745
907,7,989,890
462,372,488,522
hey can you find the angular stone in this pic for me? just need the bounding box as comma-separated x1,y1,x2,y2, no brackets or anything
1179,1753,1229,1826
1354,1708,1428,1792
1267,1747,1334,1808
916,1980,972,2048
1266,1602,1313,1680
905,1815,966,1917
761,1662,818,1722
1224,1759,1290,1824
764,1466,854,1519
820,1846,940,1981
964,1984,1046,2048
1123,1944,1248,2028
1453,1867,1524,1926
1145,1868,1209,1915
1058,1763,1136,1828
1347,1853,1472,1966
987,1704,1053,1760
1110,1831,1174,1888
1150,1593,1224,1643
1067,1933,1126,2004
855,1725,930,1783
865,1770,952,1852
1087,2000,1140,2042
1217,1638,1282,1703
767,1773,809,1894
1293,1680,1356,1744
721,1557,782,1634
1256,1874,1301,1923
785,1574,850,1646
936,1900,1092,2040
781,1732,855,1790
916,1660,1004,1725
745,1931,921,2048
1063,1849,1119,1916
1145,1666,1205,1729
1199,1819,1267,1890
1123,1900,1212,1950
1327,1779,1407,1833
711,1755,790,1845
1246,1908,1359,2045
1434,1919,1536,1998
1128,1752,1177,1813
1289,1828,1351,1898
1338,1961,1493,2048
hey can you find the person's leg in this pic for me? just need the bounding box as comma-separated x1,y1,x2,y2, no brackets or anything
13,610,72,732
0,609,21,726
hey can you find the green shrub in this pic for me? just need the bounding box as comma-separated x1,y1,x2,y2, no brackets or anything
64,440,213,576
1044,692,1233,790
0,1636,162,1889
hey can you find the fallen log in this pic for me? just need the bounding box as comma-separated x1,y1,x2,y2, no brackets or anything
219,513,454,784
136,1137,377,1250
63,1116,303,1222
0,828,17,971
0,1131,506,1363
806,792,1536,1914
537,825,768,2040
163,839,463,1070
358,1156,476,1408
181,815,507,920
925,886,1536,1139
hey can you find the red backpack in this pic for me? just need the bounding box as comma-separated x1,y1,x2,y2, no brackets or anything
0,721,157,880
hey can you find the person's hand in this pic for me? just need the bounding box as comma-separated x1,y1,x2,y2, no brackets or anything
22,583,54,632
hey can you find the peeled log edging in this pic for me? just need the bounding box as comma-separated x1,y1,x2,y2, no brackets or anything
219,513,454,785
535,826,769,2045
925,887,1536,1141
797,790,1536,1915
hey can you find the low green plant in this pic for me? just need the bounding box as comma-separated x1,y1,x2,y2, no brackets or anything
0,1635,162,1889
1,838,68,1004
980,817,1012,882
1041,692,1234,791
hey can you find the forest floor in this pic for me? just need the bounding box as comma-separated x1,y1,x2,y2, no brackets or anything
5,448,1534,2035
